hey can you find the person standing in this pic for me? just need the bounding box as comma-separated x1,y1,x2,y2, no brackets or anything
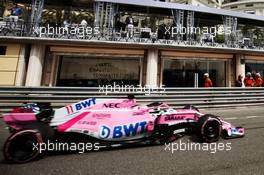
244,72,255,87
255,73,263,87
10,3,22,22
125,15,134,38
204,73,213,88
63,19,70,28
80,19,88,27
11,4,22,17
235,75,243,87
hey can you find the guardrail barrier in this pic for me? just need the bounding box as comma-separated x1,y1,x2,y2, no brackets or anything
0,86,264,113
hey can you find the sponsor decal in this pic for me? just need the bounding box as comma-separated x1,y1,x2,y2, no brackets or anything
83,130,89,134
65,98,96,114
77,121,97,125
165,115,185,121
173,128,185,134
92,113,111,119
58,112,90,132
66,105,74,114
75,98,96,111
99,125,111,139
99,121,147,139
103,103,121,108
69,129,83,133
132,111,146,116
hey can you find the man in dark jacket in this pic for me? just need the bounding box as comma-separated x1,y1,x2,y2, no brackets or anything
235,75,243,87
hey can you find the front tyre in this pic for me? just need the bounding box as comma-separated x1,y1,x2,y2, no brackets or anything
196,115,222,143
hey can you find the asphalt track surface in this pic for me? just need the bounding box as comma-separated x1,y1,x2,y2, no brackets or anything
0,106,264,175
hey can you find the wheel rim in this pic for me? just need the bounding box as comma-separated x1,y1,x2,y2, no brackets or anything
5,131,42,163
203,120,221,141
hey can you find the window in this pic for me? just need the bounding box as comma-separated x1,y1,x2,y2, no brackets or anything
246,62,264,79
245,10,255,14
0,46,7,55
245,4,254,7
162,59,227,87
57,56,141,87
230,6,237,9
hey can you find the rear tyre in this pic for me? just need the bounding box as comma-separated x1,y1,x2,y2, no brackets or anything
3,123,54,163
3,130,43,163
24,123,54,141
196,115,222,143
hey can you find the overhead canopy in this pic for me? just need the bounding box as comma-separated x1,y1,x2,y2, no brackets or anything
95,0,264,23
13,0,264,26
13,0,93,7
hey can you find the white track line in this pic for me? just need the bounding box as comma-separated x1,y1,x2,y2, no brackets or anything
246,116,259,119
224,116,263,120
224,117,238,120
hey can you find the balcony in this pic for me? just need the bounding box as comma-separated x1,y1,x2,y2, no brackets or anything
1,0,264,51
1,19,264,52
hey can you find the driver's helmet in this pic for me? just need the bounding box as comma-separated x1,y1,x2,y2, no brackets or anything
23,103,40,113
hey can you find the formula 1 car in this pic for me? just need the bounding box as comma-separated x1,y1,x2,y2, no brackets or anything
2,96,244,163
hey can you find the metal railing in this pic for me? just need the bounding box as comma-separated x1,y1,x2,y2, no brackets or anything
1,86,264,113
1,20,264,51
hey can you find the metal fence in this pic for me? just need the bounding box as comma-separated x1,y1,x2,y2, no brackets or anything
1,86,264,113
1,20,264,51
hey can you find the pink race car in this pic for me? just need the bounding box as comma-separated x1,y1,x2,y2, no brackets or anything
2,96,244,163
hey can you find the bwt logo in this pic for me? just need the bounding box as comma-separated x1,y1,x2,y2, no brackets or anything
99,121,147,139
75,98,96,111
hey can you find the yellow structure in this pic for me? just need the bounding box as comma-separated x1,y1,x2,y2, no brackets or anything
0,44,22,86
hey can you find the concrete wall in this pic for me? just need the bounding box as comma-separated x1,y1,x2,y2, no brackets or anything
0,43,261,88
25,44,46,86
222,1,264,16
146,49,159,86
167,0,219,7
